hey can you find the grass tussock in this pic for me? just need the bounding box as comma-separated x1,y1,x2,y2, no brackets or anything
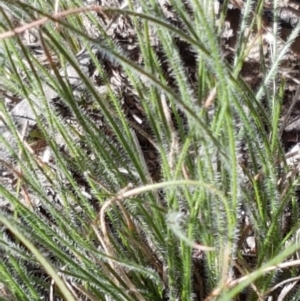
0,0,300,300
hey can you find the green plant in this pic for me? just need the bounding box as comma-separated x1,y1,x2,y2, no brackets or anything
0,0,300,300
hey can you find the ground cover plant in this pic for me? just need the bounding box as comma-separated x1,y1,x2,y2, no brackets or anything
1,0,300,300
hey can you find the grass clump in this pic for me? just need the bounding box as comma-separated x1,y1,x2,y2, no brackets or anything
0,0,300,300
